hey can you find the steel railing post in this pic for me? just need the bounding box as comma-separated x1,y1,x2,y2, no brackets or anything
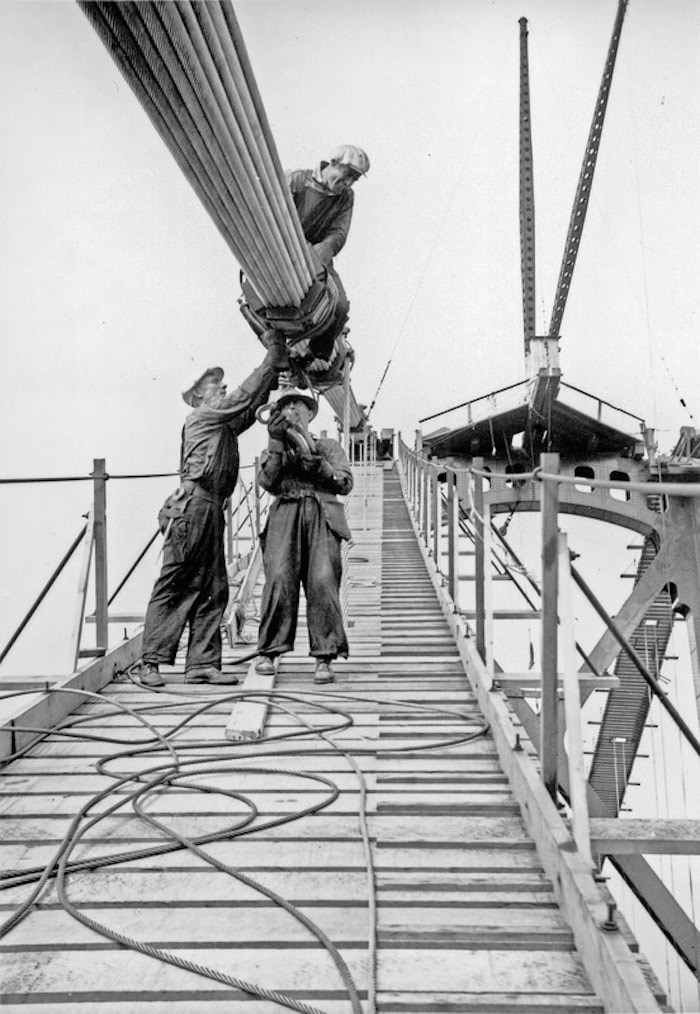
92,458,108,653
447,470,459,606
558,530,593,866
540,452,560,800
432,465,440,564
473,457,486,660
422,461,430,543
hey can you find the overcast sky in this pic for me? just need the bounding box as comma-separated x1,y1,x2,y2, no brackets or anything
0,0,698,669
1,0,698,480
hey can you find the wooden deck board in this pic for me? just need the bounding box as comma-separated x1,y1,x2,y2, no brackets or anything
0,464,613,1013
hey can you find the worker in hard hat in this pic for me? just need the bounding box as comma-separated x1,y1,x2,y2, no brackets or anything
286,144,369,359
135,337,289,689
254,387,353,684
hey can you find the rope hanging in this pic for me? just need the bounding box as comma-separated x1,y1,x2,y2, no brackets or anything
78,1,314,308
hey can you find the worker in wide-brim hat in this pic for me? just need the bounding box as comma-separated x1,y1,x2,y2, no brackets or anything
136,338,288,689
285,145,370,360
254,388,353,685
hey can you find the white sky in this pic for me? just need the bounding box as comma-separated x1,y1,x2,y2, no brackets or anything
0,0,698,667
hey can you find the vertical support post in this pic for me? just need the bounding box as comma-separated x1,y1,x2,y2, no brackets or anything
71,513,95,670
422,461,430,541
432,465,440,564
541,452,560,800
447,470,459,607
473,457,486,661
483,498,494,681
92,458,108,653
558,531,593,866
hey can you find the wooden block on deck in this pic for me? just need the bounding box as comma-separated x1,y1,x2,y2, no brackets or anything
225,662,274,742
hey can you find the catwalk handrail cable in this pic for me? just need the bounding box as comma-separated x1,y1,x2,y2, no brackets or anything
0,464,262,671
0,471,179,484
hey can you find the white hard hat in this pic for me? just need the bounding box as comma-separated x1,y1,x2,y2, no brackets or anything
328,144,370,176
273,386,319,419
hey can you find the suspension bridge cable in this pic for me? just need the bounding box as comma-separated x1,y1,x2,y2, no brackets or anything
77,1,314,309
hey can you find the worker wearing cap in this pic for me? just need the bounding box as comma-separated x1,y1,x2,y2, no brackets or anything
255,388,353,684
137,339,289,688
286,145,369,358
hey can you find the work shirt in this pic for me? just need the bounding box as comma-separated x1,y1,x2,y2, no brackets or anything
286,164,354,267
180,361,278,499
258,436,353,541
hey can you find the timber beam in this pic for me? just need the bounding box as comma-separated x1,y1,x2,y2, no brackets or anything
0,632,142,760
589,818,700,855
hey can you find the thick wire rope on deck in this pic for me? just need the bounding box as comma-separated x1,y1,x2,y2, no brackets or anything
78,1,314,309
0,679,487,1014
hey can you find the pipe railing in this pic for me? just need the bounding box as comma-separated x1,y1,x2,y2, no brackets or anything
396,437,700,801
0,460,265,674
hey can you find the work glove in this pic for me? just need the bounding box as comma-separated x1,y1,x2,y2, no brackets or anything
261,330,290,372
267,411,291,441
285,422,317,460
266,410,290,454
297,453,324,475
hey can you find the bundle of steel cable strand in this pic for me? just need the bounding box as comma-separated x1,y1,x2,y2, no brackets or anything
77,1,314,308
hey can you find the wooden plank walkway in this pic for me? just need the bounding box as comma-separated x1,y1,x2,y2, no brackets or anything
0,463,613,1012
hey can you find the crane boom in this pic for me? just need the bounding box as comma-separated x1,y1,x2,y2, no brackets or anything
519,17,536,350
548,0,628,339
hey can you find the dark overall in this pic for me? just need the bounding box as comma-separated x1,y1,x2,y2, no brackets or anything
141,360,278,673
256,436,353,660
142,489,227,670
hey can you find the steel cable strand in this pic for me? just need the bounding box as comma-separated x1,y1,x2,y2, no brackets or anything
54,856,328,1014
0,683,185,933
1,714,489,895
0,757,255,932
219,1,315,277
129,1,288,304
131,767,363,1014
154,0,302,304
1,685,243,759
45,760,340,1014
79,2,285,305
270,697,377,1014
267,691,491,1014
88,1,280,296
196,2,313,289
0,697,352,891
79,1,266,285
0,685,243,766
172,0,309,302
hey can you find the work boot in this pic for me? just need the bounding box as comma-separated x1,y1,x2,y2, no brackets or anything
313,658,334,684
137,662,164,688
254,655,277,676
184,666,239,685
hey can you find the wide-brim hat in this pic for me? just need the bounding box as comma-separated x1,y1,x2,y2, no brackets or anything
182,366,224,407
272,386,318,419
